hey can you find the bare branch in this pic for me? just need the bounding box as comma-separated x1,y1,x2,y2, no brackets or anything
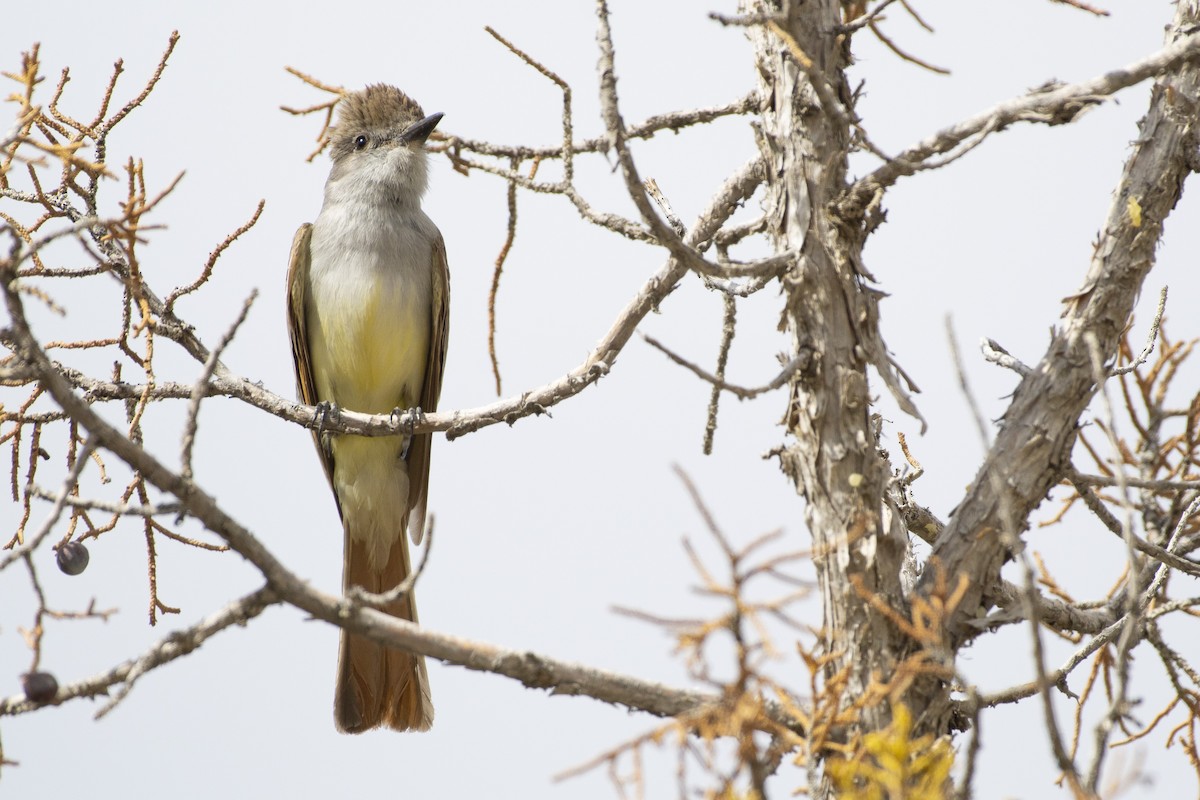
25,488,180,518
1067,469,1200,492
980,337,1032,377
1067,472,1200,577
702,296,736,455
913,5,1200,657
180,290,257,482
948,314,1082,784
837,0,901,34
1110,285,1167,376
1051,0,1110,17
0,585,279,717
163,200,265,314
868,20,950,75
842,29,1200,216
434,93,759,162
593,0,784,287
437,156,765,440
487,159,519,396
945,317,991,448
644,178,686,238
974,614,1129,708
643,334,803,401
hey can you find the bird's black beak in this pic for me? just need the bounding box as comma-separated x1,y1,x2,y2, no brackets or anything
398,112,444,145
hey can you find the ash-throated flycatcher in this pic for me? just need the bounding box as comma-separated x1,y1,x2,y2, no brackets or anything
286,84,449,733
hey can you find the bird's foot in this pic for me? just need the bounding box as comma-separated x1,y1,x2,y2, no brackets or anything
390,406,426,436
313,401,341,435
391,406,425,459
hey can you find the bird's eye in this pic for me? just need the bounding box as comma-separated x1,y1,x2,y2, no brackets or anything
353,134,368,151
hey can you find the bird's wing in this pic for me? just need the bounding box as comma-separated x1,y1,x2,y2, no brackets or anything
406,230,450,545
286,223,340,512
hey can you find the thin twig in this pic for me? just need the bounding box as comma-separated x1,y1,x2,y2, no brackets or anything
164,200,265,314
980,338,1032,377
838,0,901,33
643,334,802,401
488,158,519,396
25,488,180,518
1110,286,1167,376
179,291,257,483
644,178,686,238
1050,0,1110,17
348,518,435,607
433,94,757,163
702,296,737,455
1081,331,1143,793
868,21,950,75
843,31,1200,214
945,316,991,447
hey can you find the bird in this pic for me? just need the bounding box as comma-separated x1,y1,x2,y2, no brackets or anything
286,84,449,733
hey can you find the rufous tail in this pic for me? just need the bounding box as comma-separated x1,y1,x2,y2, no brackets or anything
334,528,433,733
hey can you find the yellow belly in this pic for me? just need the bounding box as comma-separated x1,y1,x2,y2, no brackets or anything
308,271,430,415
306,265,431,566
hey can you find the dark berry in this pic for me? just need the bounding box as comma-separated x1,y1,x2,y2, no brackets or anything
55,541,90,576
21,672,58,703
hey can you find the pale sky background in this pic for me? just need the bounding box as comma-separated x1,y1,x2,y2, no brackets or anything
3,2,1199,798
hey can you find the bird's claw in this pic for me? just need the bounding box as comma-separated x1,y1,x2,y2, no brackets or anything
391,406,426,436
392,407,425,460
313,401,341,435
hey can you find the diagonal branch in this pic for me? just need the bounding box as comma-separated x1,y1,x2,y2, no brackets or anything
0,585,280,718
840,28,1200,218
0,178,808,736
0,574,805,735
905,3,1200,732
593,0,783,286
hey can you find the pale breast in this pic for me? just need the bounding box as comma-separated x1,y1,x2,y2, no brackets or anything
306,203,435,414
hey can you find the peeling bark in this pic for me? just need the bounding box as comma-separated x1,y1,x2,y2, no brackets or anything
742,0,913,737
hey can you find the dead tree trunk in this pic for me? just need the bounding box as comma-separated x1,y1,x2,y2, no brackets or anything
743,0,916,739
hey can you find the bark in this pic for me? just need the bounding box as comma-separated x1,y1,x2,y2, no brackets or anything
742,0,912,737
745,0,1200,753
901,1,1200,734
